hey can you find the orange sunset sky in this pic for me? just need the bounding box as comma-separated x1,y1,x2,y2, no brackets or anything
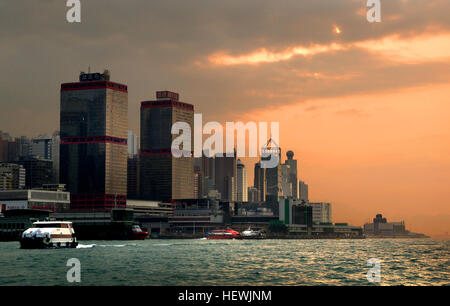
0,1,449,237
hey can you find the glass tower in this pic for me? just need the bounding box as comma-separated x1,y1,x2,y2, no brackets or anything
60,72,128,209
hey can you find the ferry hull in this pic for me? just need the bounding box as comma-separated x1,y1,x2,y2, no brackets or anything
20,237,78,249
206,235,240,240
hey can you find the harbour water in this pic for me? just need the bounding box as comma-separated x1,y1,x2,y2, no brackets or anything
0,239,448,286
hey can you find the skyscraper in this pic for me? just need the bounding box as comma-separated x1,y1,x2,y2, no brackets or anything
236,159,248,202
140,91,194,201
253,162,266,203
30,135,52,160
299,180,309,203
60,71,128,209
127,130,138,156
262,138,282,203
284,150,298,199
214,153,237,202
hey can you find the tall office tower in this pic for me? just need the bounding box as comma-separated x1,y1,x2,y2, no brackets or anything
30,135,52,160
15,136,31,160
281,163,292,197
285,150,298,199
298,180,309,203
127,130,138,156
0,163,26,190
262,138,282,203
253,162,266,203
51,132,60,183
140,91,194,201
17,157,53,189
236,159,248,202
127,155,140,199
60,71,128,209
214,153,237,202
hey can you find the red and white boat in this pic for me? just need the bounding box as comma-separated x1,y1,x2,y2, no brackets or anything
131,225,148,240
206,228,240,239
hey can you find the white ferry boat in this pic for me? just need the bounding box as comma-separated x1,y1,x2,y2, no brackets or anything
240,227,266,239
20,221,78,249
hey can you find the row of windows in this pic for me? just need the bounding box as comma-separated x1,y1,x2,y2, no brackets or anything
61,81,127,92
0,223,25,230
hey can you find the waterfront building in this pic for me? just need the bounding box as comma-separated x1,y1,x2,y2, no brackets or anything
279,198,362,237
0,189,70,212
140,91,194,201
0,163,26,190
298,180,309,203
236,159,248,202
309,202,332,224
60,70,128,209
17,157,53,189
364,214,406,236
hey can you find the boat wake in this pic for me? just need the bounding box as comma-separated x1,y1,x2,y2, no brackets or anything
76,243,137,249
76,244,96,249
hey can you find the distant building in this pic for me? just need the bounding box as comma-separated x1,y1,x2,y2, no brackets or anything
30,135,52,160
127,130,138,156
279,198,362,237
298,180,309,203
253,162,266,202
281,163,292,198
194,166,202,199
214,154,237,202
262,138,282,203
140,91,194,201
236,159,248,202
0,189,70,213
247,186,259,203
0,133,17,163
309,202,332,224
51,132,60,183
127,155,140,200
284,150,298,199
364,214,406,236
15,136,31,160
0,164,26,190
17,157,53,189
60,71,128,209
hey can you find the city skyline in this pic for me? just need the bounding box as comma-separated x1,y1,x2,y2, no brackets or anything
1,0,449,237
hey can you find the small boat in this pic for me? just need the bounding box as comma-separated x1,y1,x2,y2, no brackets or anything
131,225,148,240
20,221,78,249
240,227,266,239
206,228,240,239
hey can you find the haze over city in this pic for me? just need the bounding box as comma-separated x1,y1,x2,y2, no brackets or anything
1,0,449,237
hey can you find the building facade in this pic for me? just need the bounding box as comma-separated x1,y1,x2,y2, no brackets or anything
236,159,248,202
0,163,26,190
253,162,266,203
140,91,194,201
298,180,309,203
60,71,128,209
284,150,298,199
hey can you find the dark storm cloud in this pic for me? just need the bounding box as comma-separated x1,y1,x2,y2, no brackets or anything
1,0,450,136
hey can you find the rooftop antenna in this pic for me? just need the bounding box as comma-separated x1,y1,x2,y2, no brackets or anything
88,65,91,73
